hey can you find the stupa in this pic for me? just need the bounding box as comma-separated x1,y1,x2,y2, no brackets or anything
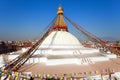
8,6,116,65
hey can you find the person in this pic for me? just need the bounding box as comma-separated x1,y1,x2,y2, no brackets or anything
30,76,34,80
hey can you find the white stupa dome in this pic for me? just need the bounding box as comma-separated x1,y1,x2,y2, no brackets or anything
39,31,83,49
38,6,83,49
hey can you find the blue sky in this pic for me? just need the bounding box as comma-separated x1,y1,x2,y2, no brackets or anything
0,0,120,41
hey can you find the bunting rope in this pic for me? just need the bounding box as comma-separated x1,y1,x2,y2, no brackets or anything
0,67,116,80
64,15,120,56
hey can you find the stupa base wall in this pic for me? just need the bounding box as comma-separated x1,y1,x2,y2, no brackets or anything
8,49,117,66
33,48,100,55
24,56,110,65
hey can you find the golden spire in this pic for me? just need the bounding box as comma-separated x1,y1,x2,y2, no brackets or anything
52,5,68,31
57,5,64,14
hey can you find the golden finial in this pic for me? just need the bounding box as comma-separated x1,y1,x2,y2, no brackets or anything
57,4,64,14
52,4,68,31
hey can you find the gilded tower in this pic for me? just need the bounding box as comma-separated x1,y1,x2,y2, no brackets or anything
52,5,68,31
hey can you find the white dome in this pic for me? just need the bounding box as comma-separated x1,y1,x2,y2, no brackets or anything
39,31,83,49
